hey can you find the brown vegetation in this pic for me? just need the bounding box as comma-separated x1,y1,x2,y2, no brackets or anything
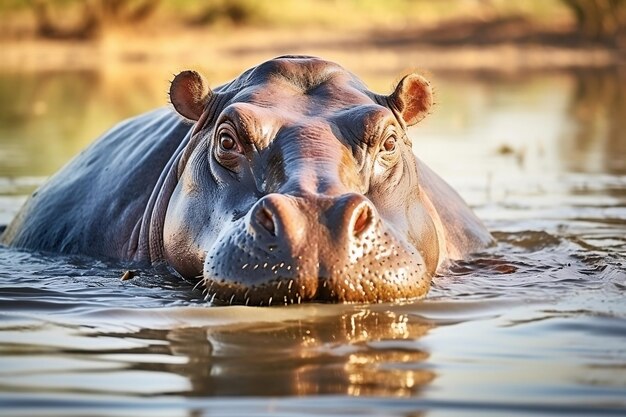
31,0,159,40
1,1,624,74
562,0,626,41
0,0,623,48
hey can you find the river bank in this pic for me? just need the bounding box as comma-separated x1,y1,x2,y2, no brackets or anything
1,20,624,77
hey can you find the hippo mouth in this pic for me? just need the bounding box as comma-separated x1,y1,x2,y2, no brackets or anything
201,193,431,306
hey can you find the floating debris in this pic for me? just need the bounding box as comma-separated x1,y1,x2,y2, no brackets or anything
120,270,136,281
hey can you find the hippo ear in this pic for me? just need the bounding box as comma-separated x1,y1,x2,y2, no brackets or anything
169,70,213,121
388,73,433,127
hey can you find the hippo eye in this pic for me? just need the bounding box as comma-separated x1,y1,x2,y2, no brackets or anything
214,125,245,172
382,136,397,152
219,133,236,151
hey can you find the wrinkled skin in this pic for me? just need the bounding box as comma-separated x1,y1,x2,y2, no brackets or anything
2,56,493,305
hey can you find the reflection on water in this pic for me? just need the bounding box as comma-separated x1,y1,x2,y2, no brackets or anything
0,65,625,416
112,310,432,397
566,68,626,174
0,70,162,178
1,253,624,415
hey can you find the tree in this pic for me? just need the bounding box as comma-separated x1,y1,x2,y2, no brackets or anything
31,0,160,40
561,0,626,41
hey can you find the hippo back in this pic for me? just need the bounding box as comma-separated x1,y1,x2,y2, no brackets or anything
416,157,493,261
1,108,190,259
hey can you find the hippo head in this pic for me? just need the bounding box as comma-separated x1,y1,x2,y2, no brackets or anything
163,56,438,305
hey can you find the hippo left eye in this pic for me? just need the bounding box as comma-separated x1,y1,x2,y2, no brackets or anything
219,133,236,151
214,125,246,172
215,124,243,155
382,136,397,152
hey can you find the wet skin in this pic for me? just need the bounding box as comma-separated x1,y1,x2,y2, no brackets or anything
2,56,493,305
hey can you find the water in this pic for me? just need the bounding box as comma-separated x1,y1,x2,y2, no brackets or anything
0,65,625,416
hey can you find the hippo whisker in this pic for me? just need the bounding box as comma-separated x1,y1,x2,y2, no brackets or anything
192,279,205,292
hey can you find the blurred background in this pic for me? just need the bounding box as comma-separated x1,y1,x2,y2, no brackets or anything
0,0,624,195
2,0,624,69
2,1,625,73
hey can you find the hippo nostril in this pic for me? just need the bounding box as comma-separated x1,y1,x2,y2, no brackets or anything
257,207,276,235
352,204,373,236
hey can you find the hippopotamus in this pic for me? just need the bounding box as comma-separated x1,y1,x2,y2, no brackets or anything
1,56,492,305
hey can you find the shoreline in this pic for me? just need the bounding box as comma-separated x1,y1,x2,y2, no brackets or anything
1,27,624,75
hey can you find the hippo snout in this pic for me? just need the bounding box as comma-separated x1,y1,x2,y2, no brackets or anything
247,194,307,247
203,193,430,305
248,193,377,251
325,194,377,239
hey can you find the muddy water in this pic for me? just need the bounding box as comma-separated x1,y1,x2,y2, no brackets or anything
0,66,625,416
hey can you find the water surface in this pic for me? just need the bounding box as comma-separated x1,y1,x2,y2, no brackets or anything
0,66,625,416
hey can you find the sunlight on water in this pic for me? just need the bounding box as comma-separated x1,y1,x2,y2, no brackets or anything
0,66,625,416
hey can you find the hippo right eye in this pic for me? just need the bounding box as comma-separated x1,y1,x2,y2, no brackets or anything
383,136,397,152
214,125,246,172
219,133,236,151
